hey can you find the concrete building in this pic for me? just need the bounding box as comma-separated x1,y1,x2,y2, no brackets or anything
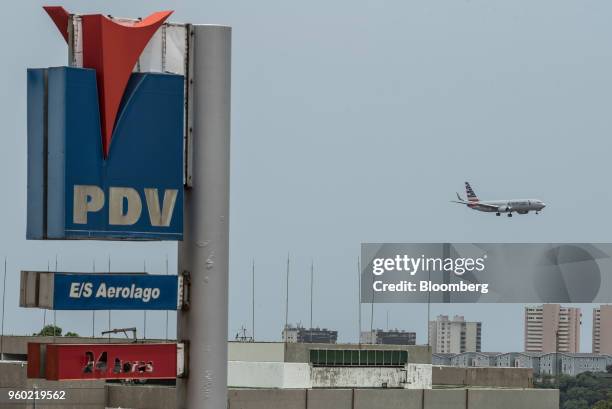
435,351,612,376
360,329,416,345
416,348,611,377
593,305,612,354
282,326,338,344
524,304,581,353
450,352,500,368
538,353,611,376
428,315,481,354
496,352,543,374
472,352,501,367
432,353,455,366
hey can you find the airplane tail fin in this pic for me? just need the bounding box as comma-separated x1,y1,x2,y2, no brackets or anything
465,182,479,202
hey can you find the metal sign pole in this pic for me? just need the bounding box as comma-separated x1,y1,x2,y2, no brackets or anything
177,24,231,409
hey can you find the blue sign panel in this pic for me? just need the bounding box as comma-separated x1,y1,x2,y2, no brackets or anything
53,273,178,310
27,67,184,240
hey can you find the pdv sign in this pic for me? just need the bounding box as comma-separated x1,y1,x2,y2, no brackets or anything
27,7,183,240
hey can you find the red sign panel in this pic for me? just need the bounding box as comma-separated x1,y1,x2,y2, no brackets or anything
28,343,178,380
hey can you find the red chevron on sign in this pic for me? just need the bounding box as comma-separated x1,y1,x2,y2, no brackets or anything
43,6,172,157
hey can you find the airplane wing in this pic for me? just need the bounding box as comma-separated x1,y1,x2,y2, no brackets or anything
450,198,502,210
473,202,501,210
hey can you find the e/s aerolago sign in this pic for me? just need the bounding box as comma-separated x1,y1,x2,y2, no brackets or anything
27,7,183,240
20,271,181,310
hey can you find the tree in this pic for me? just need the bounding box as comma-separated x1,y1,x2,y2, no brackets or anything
34,326,79,337
564,386,603,406
35,325,62,336
558,374,580,392
593,400,612,409
562,399,589,409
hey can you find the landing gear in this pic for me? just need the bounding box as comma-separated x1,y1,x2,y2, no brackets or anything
507,213,513,217
536,211,540,215
496,212,500,216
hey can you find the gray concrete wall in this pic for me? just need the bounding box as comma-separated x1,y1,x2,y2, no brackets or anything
0,361,105,409
106,384,176,409
229,342,285,362
228,389,306,409
284,342,432,364
306,389,353,409
354,389,423,409
425,389,467,409
106,386,559,409
467,389,559,409
432,366,533,388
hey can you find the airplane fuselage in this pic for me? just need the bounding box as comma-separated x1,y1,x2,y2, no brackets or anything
469,199,545,214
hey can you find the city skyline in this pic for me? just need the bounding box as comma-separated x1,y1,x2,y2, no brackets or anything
0,247,608,352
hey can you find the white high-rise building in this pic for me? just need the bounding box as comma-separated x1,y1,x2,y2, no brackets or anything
428,315,481,354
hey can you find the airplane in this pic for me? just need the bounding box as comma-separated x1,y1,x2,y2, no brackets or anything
452,182,546,217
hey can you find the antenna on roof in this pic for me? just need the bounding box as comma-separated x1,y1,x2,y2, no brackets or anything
252,258,255,342
310,259,314,343
370,257,375,343
357,256,362,345
284,253,290,334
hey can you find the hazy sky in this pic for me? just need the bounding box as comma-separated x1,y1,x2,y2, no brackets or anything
1,0,611,352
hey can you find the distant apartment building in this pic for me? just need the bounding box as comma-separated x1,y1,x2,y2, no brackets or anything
428,315,482,354
524,304,581,353
432,353,455,366
439,351,612,376
360,329,416,345
593,305,612,354
539,353,612,377
282,325,338,344
451,352,500,367
496,352,544,374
